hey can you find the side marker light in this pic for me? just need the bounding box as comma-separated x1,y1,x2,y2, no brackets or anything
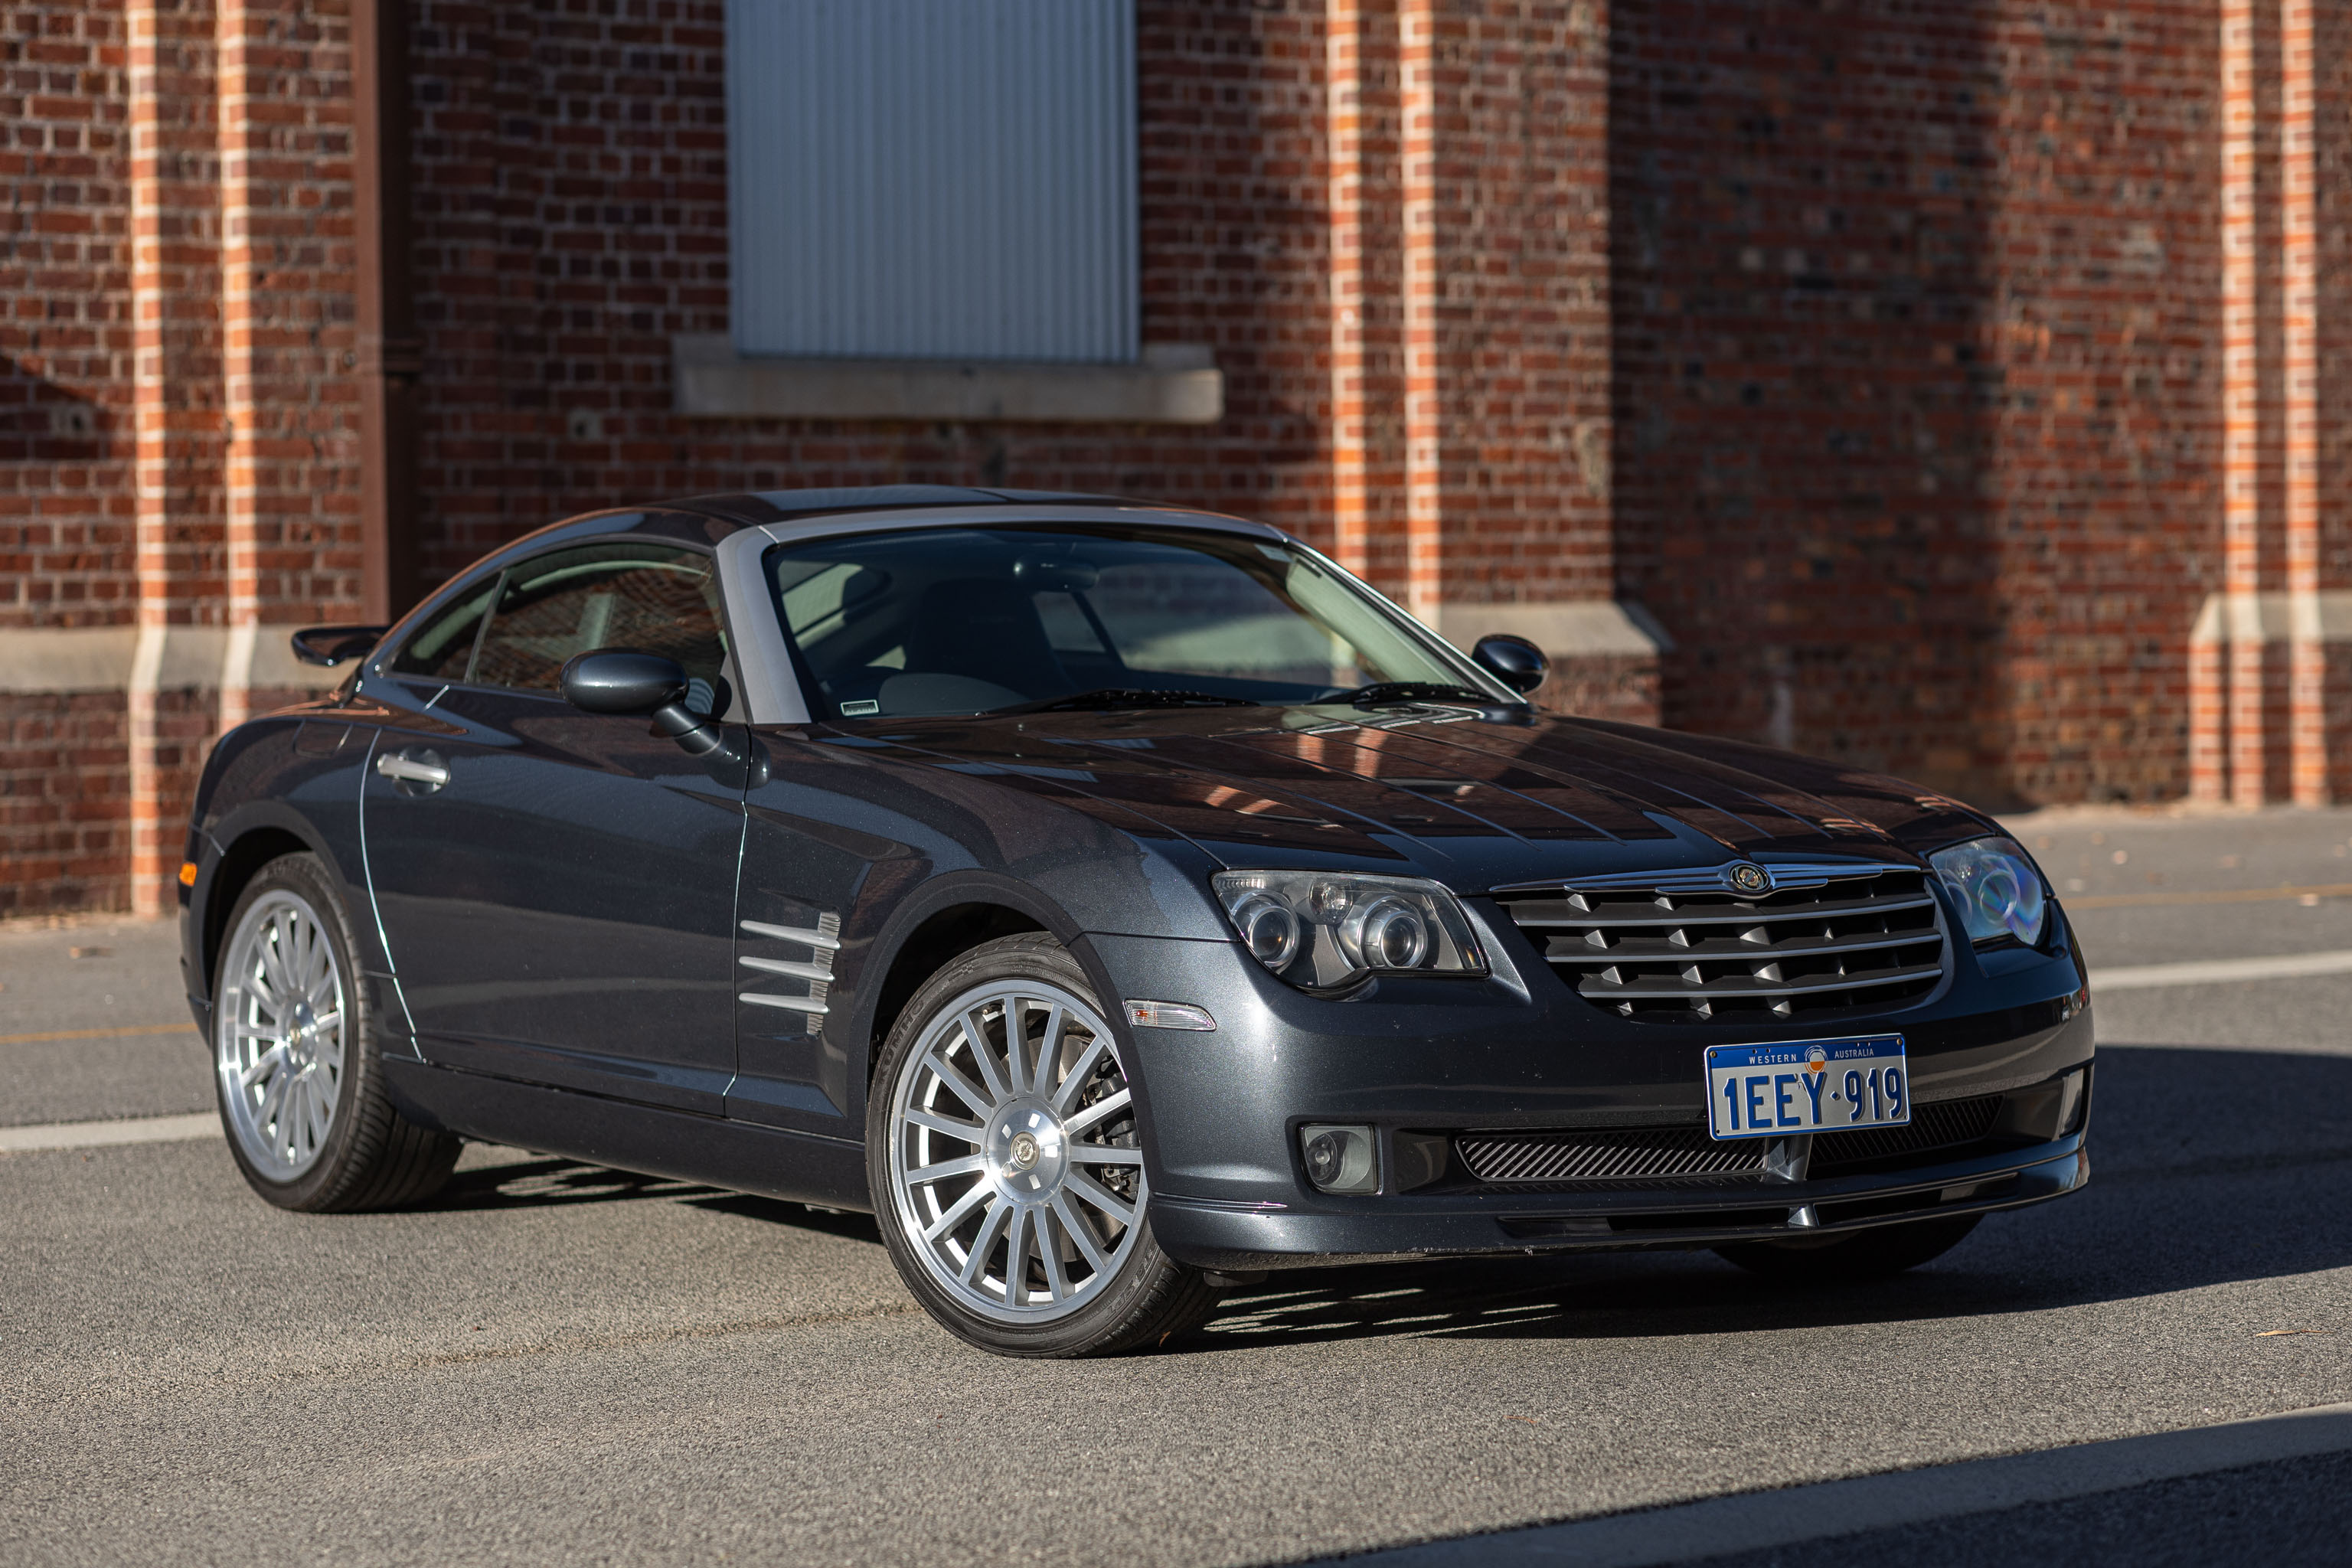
1125,1000,1217,1032
178,861,198,887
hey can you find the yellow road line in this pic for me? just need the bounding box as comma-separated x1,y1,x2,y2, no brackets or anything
2068,883,2352,910
0,1022,196,1047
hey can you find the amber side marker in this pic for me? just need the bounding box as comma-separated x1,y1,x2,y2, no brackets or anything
178,861,198,887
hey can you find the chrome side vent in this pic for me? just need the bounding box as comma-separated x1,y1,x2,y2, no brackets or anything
739,912,841,1029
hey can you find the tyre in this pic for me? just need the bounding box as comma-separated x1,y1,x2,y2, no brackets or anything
212,851,461,1211
1714,1213,1983,1282
867,933,1223,1357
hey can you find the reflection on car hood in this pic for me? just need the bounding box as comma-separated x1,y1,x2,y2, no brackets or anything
824,704,1999,890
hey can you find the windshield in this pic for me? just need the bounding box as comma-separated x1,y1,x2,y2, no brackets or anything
763,524,1505,720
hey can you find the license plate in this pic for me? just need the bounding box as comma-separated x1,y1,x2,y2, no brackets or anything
1704,1035,1909,1142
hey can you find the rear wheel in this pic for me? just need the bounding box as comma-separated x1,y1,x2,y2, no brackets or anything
867,933,1221,1357
1714,1213,1982,1282
213,852,460,1212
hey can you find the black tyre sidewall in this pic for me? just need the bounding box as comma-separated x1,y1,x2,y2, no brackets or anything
211,852,387,1211
866,934,1213,1357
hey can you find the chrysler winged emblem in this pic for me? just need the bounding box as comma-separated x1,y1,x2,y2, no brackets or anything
1724,862,1772,895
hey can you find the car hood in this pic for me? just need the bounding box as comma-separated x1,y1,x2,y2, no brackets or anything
823,704,2001,892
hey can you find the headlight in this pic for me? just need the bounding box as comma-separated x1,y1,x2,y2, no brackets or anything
1212,871,1487,988
1929,836,2049,947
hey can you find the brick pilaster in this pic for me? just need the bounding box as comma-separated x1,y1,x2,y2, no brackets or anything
126,0,223,917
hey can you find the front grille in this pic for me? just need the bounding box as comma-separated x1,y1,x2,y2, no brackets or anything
1497,861,1948,1022
1808,1093,2002,1175
1457,1126,1766,1184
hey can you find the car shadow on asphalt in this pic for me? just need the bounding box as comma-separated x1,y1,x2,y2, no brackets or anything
1184,1044,2352,1354
403,1044,2352,1353
420,1158,887,1243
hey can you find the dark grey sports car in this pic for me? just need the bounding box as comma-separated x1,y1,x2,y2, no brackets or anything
180,487,2092,1356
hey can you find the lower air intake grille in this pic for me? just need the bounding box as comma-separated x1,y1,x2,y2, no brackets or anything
1808,1093,2002,1174
1496,861,1949,1023
1456,1126,1766,1184
1455,1094,2007,1187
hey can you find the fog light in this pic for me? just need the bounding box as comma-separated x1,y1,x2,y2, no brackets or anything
2055,1066,2087,1137
1300,1124,1379,1194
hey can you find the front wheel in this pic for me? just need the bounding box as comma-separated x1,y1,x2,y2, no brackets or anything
1714,1213,1983,1282
212,851,461,1212
867,933,1221,1357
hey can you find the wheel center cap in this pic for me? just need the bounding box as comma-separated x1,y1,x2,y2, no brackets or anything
286,1001,316,1063
987,1100,1067,1198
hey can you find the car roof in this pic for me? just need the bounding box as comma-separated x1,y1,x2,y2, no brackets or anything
665,485,1203,530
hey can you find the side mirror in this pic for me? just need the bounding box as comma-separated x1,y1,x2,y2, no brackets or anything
560,649,770,787
1471,633,1548,695
561,649,727,756
290,625,388,668
562,648,688,715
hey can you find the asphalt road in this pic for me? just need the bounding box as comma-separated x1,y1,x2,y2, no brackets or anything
4,808,2350,1566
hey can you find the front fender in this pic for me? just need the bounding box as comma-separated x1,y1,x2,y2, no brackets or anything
181,717,381,1033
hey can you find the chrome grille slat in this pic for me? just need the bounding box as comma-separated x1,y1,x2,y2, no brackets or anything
1577,928,1945,963
1576,962,1946,1001
1508,893,1936,929
1497,862,1949,1023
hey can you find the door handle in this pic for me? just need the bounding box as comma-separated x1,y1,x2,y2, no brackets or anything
374,750,449,792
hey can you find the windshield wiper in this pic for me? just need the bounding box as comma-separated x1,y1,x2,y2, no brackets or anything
1323,681,1503,707
1000,688,1263,715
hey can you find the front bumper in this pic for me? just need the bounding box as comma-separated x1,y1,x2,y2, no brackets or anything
1086,906,2095,1271
1149,1134,2087,1270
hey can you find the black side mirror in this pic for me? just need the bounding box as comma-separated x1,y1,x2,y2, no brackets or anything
290,625,389,668
1471,633,1548,695
561,649,728,756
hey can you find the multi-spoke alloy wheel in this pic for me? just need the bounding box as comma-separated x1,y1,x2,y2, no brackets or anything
870,933,1223,1356
217,887,348,1180
888,978,1145,1322
209,852,461,1212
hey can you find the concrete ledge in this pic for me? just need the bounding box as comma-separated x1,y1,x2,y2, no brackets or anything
0,626,340,695
671,335,1223,423
2190,590,2352,643
1436,600,1670,659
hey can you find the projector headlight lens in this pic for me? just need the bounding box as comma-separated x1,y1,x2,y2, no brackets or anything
1930,835,2050,947
1213,871,1485,988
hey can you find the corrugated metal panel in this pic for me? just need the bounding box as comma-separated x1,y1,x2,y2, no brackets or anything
727,0,1137,364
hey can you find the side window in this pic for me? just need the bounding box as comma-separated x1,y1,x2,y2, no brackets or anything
388,574,500,681
469,542,729,696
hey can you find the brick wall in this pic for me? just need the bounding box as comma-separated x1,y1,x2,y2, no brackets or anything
0,2,135,632
1611,0,2233,807
403,0,1341,592
2,1,136,910
0,691,128,915
1611,1,2015,799
5,0,2350,914
1984,1,2221,806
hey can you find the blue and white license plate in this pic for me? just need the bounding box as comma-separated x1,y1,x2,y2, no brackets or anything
1704,1035,1909,1142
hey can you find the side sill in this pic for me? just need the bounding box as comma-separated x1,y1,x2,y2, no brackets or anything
381,1057,871,1213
